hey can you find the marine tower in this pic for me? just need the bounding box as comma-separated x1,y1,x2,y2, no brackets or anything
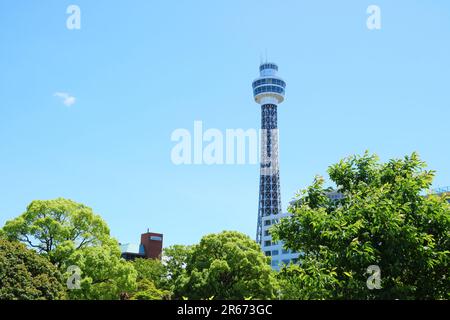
252,62,286,245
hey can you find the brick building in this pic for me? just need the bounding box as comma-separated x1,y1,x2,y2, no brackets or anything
120,230,163,261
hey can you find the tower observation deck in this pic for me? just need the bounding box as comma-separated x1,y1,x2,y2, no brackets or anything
252,62,286,245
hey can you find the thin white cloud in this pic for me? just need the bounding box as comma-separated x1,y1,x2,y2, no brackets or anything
53,92,76,106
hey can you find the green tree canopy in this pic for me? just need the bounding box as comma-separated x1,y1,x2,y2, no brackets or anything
131,279,171,300
272,152,450,299
64,244,137,300
133,257,167,287
0,239,66,300
163,244,193,295
2,198,112,266
1,198,137,299
130,258,171,300
174,231,277,300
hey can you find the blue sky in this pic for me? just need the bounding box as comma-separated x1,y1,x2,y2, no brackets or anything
1,1,449,247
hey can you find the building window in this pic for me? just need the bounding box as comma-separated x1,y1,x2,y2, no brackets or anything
264,240,271,247
150,236,162,241
272,250,279,256
265,251,271,256
271,260,279,267
282,259,290,265
264,220,271,226
264,230,270,237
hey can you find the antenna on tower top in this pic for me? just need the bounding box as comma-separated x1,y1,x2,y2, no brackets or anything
265,49,268,63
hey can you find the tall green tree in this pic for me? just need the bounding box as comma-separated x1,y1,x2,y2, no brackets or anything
2,198,137,299
175,231,277,300
63,244,137,300
272,152,450,299
163,244,193,296
2,198,111,266
0,239,66,300
131,279,171,300
131,258,171,300
133,258,166,285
